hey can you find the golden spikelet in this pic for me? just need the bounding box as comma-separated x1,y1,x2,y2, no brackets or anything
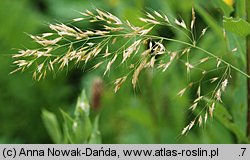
132,59,146,88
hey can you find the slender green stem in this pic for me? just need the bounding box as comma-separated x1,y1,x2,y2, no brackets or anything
246,0,250,139
143,34,250,79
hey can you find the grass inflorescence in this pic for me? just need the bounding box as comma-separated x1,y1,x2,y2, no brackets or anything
12,8,246,135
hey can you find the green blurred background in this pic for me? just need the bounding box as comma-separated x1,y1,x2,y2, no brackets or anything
0,0,248,143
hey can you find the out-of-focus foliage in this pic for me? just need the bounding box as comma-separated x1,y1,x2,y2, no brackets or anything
0,0,249,143
223,17,250,37
42,90,101,144
0,0,80,143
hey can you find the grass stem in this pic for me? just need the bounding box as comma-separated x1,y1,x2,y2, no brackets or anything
246,0,250,139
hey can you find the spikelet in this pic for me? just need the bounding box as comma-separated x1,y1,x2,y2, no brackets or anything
30,35,62,46
122,40,141,63
209,102,215,117
188,120,195,130
201,28,208,36
181,125,189,135
216,59,221,68
191,7,196,30
92,61,104,70
200,57,209,63
177,87,187,97
154,11,163,18
221,79,228,91
139,18,160,25
210,77,219,83
198,116,202,126
175,19,187,29
189,103,198,111
162,52,177,72
146,12,156,20
182,120,196,135
232,48,237,52
197,85,201,97
114,76,127,93
164,15,170,23
215,89,222,102
194,96,203,103
204,112,208,124
149,56,156,68
73,17,85,22
104,54,118,75
132,59,146,88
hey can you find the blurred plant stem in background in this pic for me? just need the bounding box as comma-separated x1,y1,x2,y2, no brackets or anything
246,0,250,139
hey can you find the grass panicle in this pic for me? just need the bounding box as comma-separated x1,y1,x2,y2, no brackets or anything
12,8,247,135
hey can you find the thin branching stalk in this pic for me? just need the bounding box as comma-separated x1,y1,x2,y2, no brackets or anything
11,8,250,135
142,34,250,78
246,0,250,139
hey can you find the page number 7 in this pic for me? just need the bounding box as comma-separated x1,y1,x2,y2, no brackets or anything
240,148,246,156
